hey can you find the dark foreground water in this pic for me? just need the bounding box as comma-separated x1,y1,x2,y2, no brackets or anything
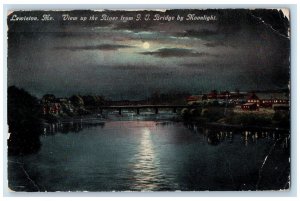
8,114,290,191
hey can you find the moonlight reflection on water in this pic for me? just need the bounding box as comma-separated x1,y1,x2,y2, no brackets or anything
131,128,162,191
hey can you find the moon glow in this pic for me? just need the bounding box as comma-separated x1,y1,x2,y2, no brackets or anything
142,42,150,49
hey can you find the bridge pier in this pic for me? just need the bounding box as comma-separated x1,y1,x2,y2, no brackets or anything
137,108,140,115
155,107,159,114
118,108,122,115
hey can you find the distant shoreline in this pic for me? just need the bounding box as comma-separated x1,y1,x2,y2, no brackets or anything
42,112,290,133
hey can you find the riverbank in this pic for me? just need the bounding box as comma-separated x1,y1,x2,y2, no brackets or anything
41,107,290,137
181,106,290,131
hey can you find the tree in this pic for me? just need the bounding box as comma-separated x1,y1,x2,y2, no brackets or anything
69,95,84,107
7,86,43,155
41,94,56,103
82,95,98,106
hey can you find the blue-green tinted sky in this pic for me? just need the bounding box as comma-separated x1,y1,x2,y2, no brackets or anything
8,9,290,100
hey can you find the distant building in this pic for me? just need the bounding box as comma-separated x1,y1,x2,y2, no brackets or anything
257,92,289,108
187,90,245,105
244,92,289,110
42,97,73,115
186,90,289,110
229,91,247,105
247,92,260,105
187,95,201,102
217,91,230,99
43,103,62,115
41,94,56,104
241,103,259,111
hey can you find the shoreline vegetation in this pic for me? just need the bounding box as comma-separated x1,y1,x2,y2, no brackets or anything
8,86,42,156
181,107,289,130
8,86,290,156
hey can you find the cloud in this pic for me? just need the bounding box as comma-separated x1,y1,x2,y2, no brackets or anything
175,29,222,39
54,44,135,51
112,21,156,32
204,41,235,47
140,48,212,58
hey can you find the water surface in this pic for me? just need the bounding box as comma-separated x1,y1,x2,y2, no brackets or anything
8,114,290,191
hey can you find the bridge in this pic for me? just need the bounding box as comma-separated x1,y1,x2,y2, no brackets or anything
97,105,202,115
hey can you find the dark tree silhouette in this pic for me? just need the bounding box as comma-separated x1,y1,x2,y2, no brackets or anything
69,95,84,107
7,86,43,155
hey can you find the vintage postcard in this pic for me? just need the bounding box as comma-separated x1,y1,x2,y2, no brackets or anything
7,9,290,192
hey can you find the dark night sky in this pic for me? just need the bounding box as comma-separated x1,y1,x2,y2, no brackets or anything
7,9,290,100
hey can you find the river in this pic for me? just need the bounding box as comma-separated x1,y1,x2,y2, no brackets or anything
8,112,290,192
